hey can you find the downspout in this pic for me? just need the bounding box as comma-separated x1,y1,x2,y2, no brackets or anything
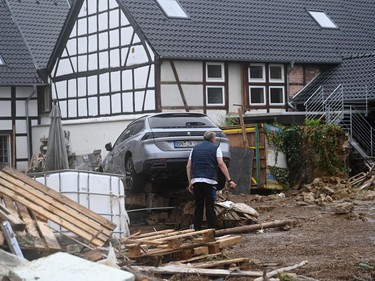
286,61,297,111
26,86,37,161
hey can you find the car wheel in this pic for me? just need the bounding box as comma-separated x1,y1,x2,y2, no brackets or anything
125,156,144,192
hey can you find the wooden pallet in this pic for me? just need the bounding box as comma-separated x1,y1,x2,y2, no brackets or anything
0,167,116,248
122,228,241,261
0,194,60,252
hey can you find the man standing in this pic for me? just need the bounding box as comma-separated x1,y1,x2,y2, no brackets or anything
186,131,236,230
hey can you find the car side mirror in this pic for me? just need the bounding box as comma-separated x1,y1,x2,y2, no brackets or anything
105,142,113,151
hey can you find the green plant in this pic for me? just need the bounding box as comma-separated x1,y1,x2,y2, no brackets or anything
266,122,348,188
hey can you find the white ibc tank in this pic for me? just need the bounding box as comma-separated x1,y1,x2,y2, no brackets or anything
31,170,129,238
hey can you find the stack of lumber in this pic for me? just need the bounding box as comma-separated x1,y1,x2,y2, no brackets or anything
118,227,307,280
119,228,244,267
0,167,117,253
0,193,61,253
349,163,375,189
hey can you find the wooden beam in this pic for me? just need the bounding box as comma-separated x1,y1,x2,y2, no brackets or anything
0,167,116,247
0,203,25,231
215,219,294,236
131,264,263,278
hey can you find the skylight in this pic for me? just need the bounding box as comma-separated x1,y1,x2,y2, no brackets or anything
0,55,5,66
155,0,189,19
307,10,338,29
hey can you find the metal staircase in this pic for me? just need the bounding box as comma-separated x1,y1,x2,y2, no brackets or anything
304,85,375,164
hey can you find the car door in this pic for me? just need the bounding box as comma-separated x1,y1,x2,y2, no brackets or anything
110,121,146,174
104,127,132,174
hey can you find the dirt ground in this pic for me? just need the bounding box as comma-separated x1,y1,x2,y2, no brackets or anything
129,185,375,281
224,191,375,281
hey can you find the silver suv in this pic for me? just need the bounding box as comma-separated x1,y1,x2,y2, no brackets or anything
99,112,230,193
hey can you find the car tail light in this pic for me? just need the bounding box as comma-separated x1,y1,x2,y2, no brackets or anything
141,132,154,140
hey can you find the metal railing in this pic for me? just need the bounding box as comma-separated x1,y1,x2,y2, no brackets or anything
304,86,325,120
344,106,375,159
304,84,374,162
323,85,344,125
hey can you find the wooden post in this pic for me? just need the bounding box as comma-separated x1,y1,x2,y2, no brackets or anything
238,107,248,148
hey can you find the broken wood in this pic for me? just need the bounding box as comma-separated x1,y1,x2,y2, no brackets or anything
254,260,309,281
0,203,25,231
215,219,295,236
131,264,263,278
0,167,116,247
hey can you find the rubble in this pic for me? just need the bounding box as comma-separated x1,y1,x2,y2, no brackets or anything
295,166,375,205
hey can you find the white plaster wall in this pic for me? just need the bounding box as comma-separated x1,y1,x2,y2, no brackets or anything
32,115,143,159
227,63,243,113
161,60,203,81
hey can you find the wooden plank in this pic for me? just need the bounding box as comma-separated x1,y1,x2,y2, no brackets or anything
0,179,109,242
35,220,61,250
0,171,114,236
82,248,104,262
0,203,25,231
193,246,209,256
15,203,44,247
178,253,222,263
2,195,18,214
2,167,116,230
214,235,242,249
0,171,114,244
127,240,213,258
125,229,174,240
124,229,191,243
0,230,4,245
192,257,250,268
131,264,263,278
154,229,214,243
0,184,105,247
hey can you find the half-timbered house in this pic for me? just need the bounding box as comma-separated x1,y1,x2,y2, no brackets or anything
1,0,374,170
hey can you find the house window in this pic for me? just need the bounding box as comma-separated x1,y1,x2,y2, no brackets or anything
37,85,52,114
206,63,224,82
0,135,10,170
206,86,224,106
155,0,189,18
248,63,286,107
205,62,226,106
269,64,284,82
307,10,338,29
269,87,285,105
249,86,266,105
249,63,265,82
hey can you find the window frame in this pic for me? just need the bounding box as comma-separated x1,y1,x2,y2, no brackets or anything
249,86,266,105
269,86,285,105
0,54,5,66
0,134,11,169
206,62,225,82
155,0,189,19
206,86,225,106
249,63,266,82
269,64,285,83
307,10,338,29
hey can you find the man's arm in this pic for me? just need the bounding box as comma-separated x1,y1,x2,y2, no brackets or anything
186,158,193,193
217,157,237,189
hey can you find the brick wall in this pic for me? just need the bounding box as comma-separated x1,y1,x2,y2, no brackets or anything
289,64,320,97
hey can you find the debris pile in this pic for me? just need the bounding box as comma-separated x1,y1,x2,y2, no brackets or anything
0,167,117,254
296,166,375,206
0,166,308,280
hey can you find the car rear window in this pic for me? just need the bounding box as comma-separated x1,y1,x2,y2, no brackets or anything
148,114,216,128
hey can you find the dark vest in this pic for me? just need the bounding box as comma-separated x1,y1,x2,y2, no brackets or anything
191,141,218,181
